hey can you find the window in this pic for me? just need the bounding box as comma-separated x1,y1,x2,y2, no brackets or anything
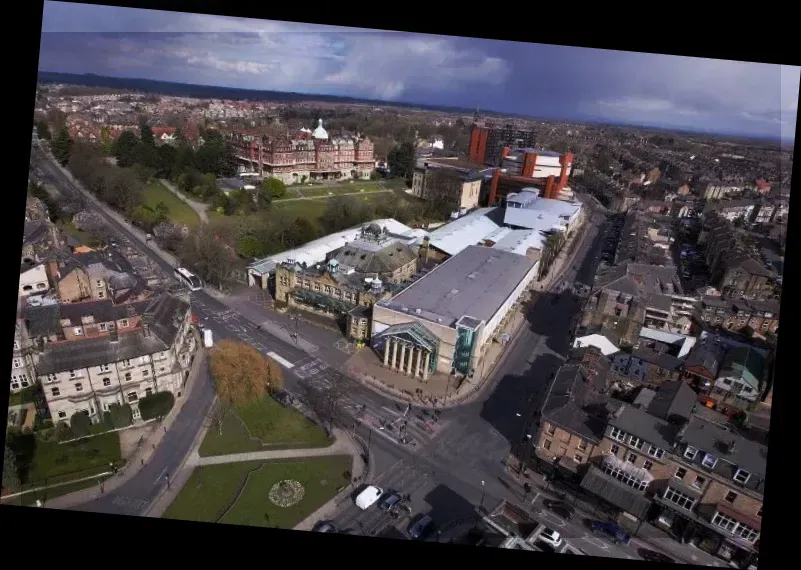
69,370,77,378
123,359,131,367
725,491,738,503
12,358,22,369
628,436,645,450
757,507,762,518
127,392,138,402
692,476,706,490
57,410,67,419
574,454,584,462
609,427,626,442
99,323,108,332
52,387,60,397
643,460,653,471
702,454,718,469
601,463,650,491
124,372,132,382
75,383,83,392
97,291,104,299
647,445,665,459
99,364,110,372
663,487,697,511
120,319,129,328
142,369,149,377
610,444,620,455
13,340,20,350
711,513,759,543
47,374,57,383
733,469,750,484
684,446,698,460
145,387,153,397
627,453,637,464
74,327,84,336
96,279,103,287
546,424,556,436
675,467,687,480
544,439,552,451
103,378,111,387
578,439,588,451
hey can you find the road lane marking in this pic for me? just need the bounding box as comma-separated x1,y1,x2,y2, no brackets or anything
267,352,295,369
581,535,610,550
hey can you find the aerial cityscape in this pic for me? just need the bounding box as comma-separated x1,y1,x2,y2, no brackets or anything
5,1,797,567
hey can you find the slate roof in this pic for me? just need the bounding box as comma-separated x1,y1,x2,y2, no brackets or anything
646,380,696,424
35,293,190,375
541,364,619,443
632,347,683,371
24,303,62,337
609,404,681,450
683,341,727,379
329,240,418,275
681,416,768,477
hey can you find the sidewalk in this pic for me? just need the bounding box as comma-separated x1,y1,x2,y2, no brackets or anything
43,345,206,510
159,179,209,225
187,435,350,467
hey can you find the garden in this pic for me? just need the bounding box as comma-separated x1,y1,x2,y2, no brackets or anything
162,456,352,528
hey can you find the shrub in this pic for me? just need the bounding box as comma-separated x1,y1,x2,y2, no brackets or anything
108,403,133,429
33,417,53,432
55,421,74,442
102,411,115,431
138,392,175,421
69,412,92,438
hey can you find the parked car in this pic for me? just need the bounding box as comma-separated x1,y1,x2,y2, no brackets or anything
408,514,435,540
312,521,338,533
379,490,403,512
537,527,564,549
543,499,575,520
591,520,631,546
355,485,383,510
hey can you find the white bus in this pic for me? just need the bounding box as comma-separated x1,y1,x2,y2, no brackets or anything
239,172,259,179
174,267,203,291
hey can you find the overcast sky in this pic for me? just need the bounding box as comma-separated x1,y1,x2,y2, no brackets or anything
40,2,799,141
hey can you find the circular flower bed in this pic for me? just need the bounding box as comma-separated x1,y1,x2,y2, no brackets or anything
268,479,305,507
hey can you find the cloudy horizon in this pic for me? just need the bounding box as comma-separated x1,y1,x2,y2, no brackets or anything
39,2,799,141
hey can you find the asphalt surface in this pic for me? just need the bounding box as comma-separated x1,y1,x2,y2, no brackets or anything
31,149,723,564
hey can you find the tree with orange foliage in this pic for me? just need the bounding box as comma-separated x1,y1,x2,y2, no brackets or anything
206,340,284,434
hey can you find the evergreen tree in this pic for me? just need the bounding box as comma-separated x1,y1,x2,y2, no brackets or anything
35,119,51,140
52,126,73,165
140,122,156,147
3,443,20,491
112,130,139,168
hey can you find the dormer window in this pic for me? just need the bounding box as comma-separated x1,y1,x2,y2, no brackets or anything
684,446,698,460
733,469,750,484
702,453,718,469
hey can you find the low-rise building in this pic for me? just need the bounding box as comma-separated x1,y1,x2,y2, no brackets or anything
411,160,486,212
34,294,196,424
696,297,780,337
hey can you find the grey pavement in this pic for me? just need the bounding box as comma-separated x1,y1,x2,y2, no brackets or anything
188,433,349,467
159,178,209,224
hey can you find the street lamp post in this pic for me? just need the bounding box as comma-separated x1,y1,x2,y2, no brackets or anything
474,480,486,528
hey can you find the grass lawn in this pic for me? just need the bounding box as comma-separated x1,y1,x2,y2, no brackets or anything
273,192,392,229
144,180,201,230
162,456,352,528
57,220,93,245
10,431,122,488
199,396,332,457
299,182,389,198
2,476,105,506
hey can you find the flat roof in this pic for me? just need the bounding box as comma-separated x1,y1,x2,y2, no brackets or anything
379,245,536,327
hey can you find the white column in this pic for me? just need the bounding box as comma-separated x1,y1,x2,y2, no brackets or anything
415,347,423,378
406,345,415,376
399,343,407,372
391,339,398,369
423,351,431,381
383,339,391,366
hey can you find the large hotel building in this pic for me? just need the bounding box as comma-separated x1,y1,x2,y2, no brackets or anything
228,120,375,184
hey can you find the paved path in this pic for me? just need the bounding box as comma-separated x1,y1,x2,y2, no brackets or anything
159,179,209,225
273,189,392,203
187,436,350,467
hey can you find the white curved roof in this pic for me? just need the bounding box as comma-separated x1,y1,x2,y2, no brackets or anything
312,118,329,140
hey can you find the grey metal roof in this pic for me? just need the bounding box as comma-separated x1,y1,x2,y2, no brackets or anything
609,404,681,450
681,416,768,477
632,348,683,371
579,465,652,519
381,245,536,327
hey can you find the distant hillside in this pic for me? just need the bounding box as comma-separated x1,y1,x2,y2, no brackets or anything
36,70,489,116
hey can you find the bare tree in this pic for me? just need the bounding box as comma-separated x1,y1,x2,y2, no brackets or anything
295,370,353,435
204,398,231,436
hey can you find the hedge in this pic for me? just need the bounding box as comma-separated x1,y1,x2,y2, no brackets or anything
108,403,133,429
138,391,175,421
55,421,75,442
69,413,92,438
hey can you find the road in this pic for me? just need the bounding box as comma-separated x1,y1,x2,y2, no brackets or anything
32,149,718,564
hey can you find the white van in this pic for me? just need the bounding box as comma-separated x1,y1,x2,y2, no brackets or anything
355,485,383,510
203,329,214,348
